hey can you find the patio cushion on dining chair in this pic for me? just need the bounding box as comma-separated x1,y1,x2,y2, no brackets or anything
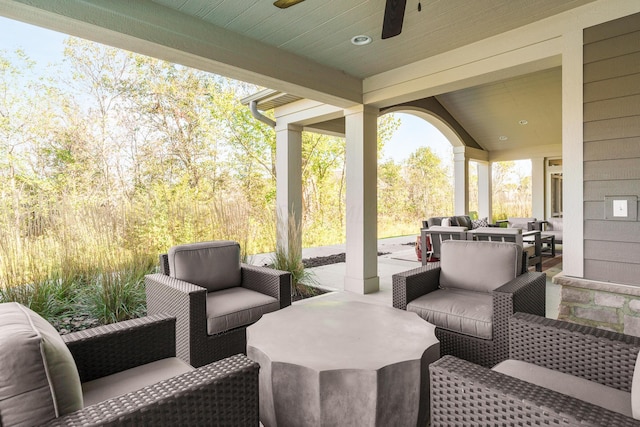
169,240,241,292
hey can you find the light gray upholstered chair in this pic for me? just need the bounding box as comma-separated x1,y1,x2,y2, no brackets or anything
145,240,291,367
469,226,543,272
0,302,259,427
393,240,546,367
420,225,468,263
536,217,563,243
496,216,537,230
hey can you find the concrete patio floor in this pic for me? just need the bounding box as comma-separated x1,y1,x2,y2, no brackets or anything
250,235,562,319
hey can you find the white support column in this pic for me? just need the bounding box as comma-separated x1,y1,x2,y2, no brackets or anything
275,123,303,254
477,161,492,221
531,157,545,220
344,105,379,294
562,28,584,277
453,147,469,215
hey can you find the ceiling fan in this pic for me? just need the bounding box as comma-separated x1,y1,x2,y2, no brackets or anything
273,0,409,40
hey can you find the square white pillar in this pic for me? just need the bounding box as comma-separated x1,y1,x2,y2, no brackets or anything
275,123,303,254
344,106,379,294
453,147,469,215
562,28,584,277
477,161,492,221
531,157,545,220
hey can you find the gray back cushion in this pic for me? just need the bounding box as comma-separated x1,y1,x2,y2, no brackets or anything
0,302,83,426
440,240,522,292
508,217,536,230
169,241,242,292
547,217,563,231
452,215,473,229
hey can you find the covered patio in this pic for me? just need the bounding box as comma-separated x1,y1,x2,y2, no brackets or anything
1,0,640,425
2,0,638,329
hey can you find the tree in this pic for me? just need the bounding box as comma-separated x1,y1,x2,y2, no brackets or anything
403,146,453,219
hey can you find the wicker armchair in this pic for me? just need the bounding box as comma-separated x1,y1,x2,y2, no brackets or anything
393,240,546,367
145,240,291,367
430,313,640,426
0,302,259,427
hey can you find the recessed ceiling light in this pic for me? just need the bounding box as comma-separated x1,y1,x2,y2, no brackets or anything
499,136,508,141
519,119,528,125
351,35,372,46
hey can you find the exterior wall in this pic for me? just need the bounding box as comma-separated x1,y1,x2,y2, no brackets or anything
583,12,640,286
555,11,640,335
555,275,640,335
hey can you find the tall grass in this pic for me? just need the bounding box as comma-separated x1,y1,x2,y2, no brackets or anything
270,212,316,298
0,193,279,328
81,255,155,324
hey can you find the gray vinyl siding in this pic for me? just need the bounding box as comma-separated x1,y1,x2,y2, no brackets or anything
583,12,640,286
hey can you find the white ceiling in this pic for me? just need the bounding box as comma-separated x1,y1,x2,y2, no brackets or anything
436,67,562,152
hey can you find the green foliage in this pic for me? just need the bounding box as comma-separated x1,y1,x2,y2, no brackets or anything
0,276,74,324
80,256,154,325
0,36,527,328
492,160,533,221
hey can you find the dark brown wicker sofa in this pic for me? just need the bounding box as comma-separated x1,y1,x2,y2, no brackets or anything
393,240,546,367
145,240,291,367
430,313,640,426
0,302,259,427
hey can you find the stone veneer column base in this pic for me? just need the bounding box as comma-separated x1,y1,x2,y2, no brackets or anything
553,273,640,336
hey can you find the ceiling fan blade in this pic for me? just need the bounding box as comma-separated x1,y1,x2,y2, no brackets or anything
273,0,305,9
381,0,407,39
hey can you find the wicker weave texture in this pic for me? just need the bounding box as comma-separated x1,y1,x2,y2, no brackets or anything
146,257,291,368
44,354,259,427
241,263,292,308
145,273,206,365
392,262,546,368
63,314,176,382
510,312,640,392
391,263,440,310
430,355,640,426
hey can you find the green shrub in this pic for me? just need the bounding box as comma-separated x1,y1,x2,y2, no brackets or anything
80,256,155,325
0,275,75,324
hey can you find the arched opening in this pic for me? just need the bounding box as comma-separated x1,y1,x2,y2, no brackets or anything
377,109,463,236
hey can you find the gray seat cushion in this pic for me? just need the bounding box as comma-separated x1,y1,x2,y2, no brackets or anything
407,288,493,339
440,240,521,292
494,359,633,418
82,357,193,407
206,287,280,335
169,240,241,292
0,303,83,426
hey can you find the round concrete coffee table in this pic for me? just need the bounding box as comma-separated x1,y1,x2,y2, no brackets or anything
247,299,439,427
